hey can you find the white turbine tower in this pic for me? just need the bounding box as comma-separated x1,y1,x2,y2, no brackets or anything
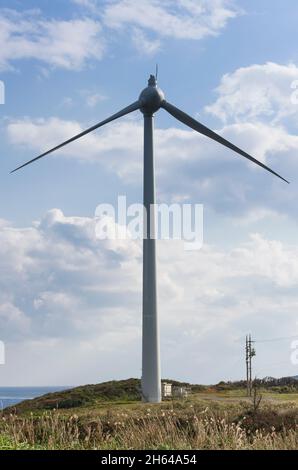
11,73,288,403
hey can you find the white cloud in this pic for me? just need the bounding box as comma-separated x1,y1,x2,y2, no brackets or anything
0,209,298,385
100,0,239,53
131,27,161,55
72,0,98,9
0,9,104,71
0,302,31,338
85,92,108,107
0,1,238,69
7,115,295,215
7,116,144,180
103,0,239,40
228,208,283,226
205,62,298,123
61,97,74,108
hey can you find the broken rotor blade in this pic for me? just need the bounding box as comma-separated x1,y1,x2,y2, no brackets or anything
11,100,140,173
161,100,289,184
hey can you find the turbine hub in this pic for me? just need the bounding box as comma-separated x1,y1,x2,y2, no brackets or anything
139,75,165,115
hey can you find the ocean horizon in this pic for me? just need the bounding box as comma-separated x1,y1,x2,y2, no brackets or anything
0,387,71,410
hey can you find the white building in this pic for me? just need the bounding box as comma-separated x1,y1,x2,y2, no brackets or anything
162,382,172,398
173,386,189,398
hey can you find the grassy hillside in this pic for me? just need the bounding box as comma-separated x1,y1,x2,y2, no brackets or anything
1,378,298,449
5,376,298,414
5,378,142,413
5,378,205,414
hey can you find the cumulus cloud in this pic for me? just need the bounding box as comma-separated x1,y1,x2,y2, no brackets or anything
7,116,144,180
0,208,141,339
7,115,295,215
97,0,239,54
0,209,141,384
0,209,298,385
0,9,104,71
0,303,31,339
0,1,238,70
205,62,298,124
103,0,239,40
131,27,161,55
72,0,240,55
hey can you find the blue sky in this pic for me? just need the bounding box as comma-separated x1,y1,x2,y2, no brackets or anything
1,0,298,386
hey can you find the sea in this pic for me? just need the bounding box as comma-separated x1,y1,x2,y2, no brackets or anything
0,387,70,410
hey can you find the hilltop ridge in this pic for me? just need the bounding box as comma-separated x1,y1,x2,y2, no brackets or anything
5,378,202,413
5,375,298,413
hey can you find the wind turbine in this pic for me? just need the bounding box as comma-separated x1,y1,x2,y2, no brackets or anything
11,73,288,403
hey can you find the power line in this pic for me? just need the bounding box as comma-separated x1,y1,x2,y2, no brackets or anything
254,360,295,377
236,333,298,344
254,334,298,343
242,331,298,386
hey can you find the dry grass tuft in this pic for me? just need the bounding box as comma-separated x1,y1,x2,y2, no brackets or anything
0,402,297,450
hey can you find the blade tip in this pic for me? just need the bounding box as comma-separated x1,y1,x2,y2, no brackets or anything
281,176,290,184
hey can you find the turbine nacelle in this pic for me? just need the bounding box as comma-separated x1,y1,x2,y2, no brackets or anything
139,75,165,115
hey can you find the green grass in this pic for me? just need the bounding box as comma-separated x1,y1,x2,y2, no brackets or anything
5,378,142,414
1,396,297,450
5,377,298,415
1,379,297,450
0,434,39,450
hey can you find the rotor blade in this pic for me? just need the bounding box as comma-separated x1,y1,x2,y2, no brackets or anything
11,101,140,173
161,101,289,184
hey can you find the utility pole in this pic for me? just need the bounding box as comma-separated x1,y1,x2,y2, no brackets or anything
246,334,256,396
246,335,249,397
248,334,252,396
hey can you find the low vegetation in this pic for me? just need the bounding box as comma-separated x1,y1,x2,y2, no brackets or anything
6,376,298,414
0,400,297,450
0,378,297,450
7,379,142,412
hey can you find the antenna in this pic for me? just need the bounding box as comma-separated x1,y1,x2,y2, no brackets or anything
155,64,158,81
